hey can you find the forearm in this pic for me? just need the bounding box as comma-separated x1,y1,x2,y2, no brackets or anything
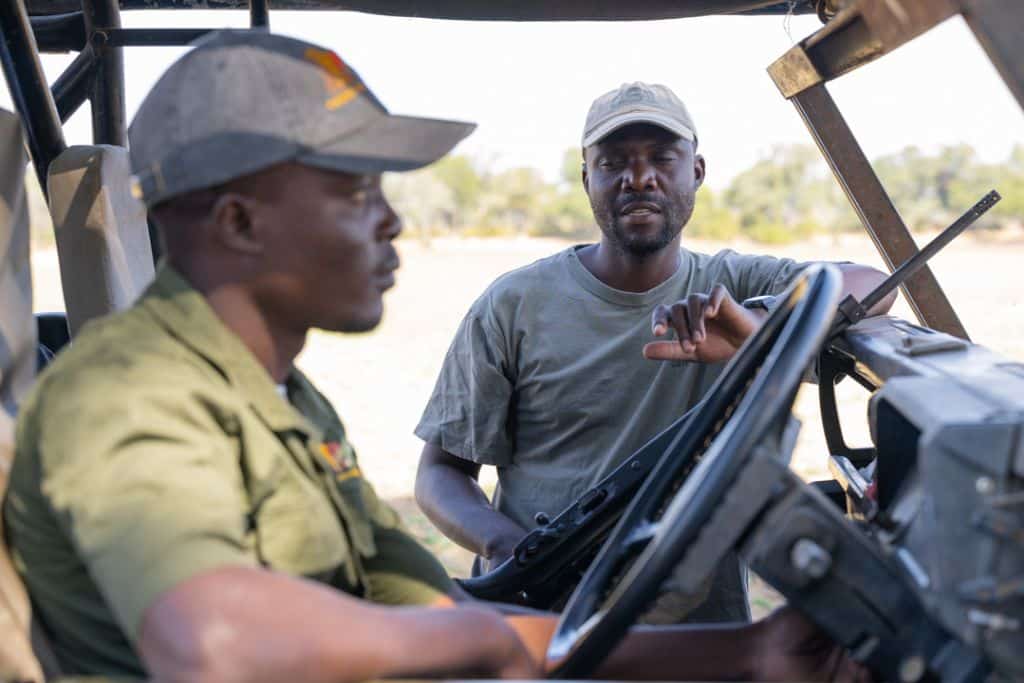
836,262,896,316
140,567,523,683
416,448,527,559
508,614,758,681
598,622,757,680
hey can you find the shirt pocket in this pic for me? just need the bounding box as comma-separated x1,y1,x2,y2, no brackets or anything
241,435,350,580
253,477,350,579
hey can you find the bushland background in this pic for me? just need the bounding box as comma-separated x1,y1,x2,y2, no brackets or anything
27,144,1024,616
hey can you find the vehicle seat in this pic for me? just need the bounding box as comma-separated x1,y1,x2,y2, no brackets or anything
47,145,154,337
0,108,48,683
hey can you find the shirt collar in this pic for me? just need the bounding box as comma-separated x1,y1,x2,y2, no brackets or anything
140,263,313,436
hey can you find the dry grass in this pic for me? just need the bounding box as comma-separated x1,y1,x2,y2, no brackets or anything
30,232,1024,616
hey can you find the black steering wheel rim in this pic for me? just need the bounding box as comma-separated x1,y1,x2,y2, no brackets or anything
546,264,843,679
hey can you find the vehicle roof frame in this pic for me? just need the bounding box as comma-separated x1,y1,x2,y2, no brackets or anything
765,0,1022,340
1,0,1022,340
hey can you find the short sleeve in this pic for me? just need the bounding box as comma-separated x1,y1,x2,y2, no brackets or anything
712,250,807,301
415,296,515,466
36,373,256,641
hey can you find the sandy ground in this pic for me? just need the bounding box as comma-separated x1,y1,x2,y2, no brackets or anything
29,232,1024,615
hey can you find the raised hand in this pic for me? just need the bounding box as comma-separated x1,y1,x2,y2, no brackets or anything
643,284,761,363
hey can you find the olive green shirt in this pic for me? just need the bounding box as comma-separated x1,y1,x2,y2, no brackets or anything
4,265,453,677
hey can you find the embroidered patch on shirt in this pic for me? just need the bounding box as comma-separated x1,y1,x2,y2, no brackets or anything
319,441,363,482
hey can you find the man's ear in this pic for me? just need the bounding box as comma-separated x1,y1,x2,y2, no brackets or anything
210,192,264,256
581,148,590,193
693,152,706,190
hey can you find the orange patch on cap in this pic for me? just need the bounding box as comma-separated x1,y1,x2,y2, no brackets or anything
305,48,366,111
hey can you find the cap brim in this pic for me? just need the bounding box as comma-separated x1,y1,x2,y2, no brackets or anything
299,113,476,174
582,111,695,148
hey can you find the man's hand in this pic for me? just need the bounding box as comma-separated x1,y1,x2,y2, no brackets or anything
754,607,872,682
471,608,546,679
505,615,558,673
483,532,524,573
644,284,761,363
416,444,528,568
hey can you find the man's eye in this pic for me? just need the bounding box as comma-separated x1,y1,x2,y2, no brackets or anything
349,189,369,203
599,159,622,170
655,155,676,163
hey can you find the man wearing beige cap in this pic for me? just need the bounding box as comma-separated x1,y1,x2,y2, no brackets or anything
416,82,895,623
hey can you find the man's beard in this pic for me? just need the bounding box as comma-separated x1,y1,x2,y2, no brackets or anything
593,193,695,257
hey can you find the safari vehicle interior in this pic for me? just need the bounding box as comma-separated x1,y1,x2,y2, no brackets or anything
1,0,1023,682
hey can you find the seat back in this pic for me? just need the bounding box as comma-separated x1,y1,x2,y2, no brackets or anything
0,109,46,683
47,145,154,337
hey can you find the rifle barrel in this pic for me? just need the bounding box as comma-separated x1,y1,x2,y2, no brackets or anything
859,190,1001,314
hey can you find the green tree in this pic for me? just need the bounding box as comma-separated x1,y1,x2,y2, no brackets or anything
561,147,584,188
688,187,740,241
723,144,826,243
432,155,483,228
474,167,551,236
383,169,455,244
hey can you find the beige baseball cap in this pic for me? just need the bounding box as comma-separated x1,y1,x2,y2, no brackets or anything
582,82,697,148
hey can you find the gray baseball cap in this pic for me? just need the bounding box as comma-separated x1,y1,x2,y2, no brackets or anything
129,30,476,207
582,82,697,148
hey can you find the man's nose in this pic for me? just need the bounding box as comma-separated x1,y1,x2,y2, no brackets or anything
380,198,403,240
622,158,656,192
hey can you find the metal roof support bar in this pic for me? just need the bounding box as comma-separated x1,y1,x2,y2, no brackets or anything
769,0,960,98
962,0,1024,113
82,0,125,146
98,28,216,47
767,0,970,340
51,44,97,122
25,0,818,19
251,0,270,28
789,83,968,339
0,0,67,195
30,12,86,52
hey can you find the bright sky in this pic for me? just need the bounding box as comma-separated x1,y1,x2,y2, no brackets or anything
5,9,1024,189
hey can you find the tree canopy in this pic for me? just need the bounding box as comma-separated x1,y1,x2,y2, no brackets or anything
379,142,1023,245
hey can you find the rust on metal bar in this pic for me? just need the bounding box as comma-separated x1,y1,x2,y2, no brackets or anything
768,46,822,99
856,0,959,53
790,83,969,339
769,0,960,97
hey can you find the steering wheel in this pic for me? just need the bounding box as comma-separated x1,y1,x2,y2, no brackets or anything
546,264,843,679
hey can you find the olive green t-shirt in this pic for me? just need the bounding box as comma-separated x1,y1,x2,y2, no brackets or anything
416,245,802,622
4,265,453,677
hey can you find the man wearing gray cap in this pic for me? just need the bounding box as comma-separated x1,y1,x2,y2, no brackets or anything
5,29,525,681
416,82,895,623
4,35,868,682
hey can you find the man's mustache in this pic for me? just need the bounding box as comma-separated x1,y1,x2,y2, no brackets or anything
614,194,666,214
